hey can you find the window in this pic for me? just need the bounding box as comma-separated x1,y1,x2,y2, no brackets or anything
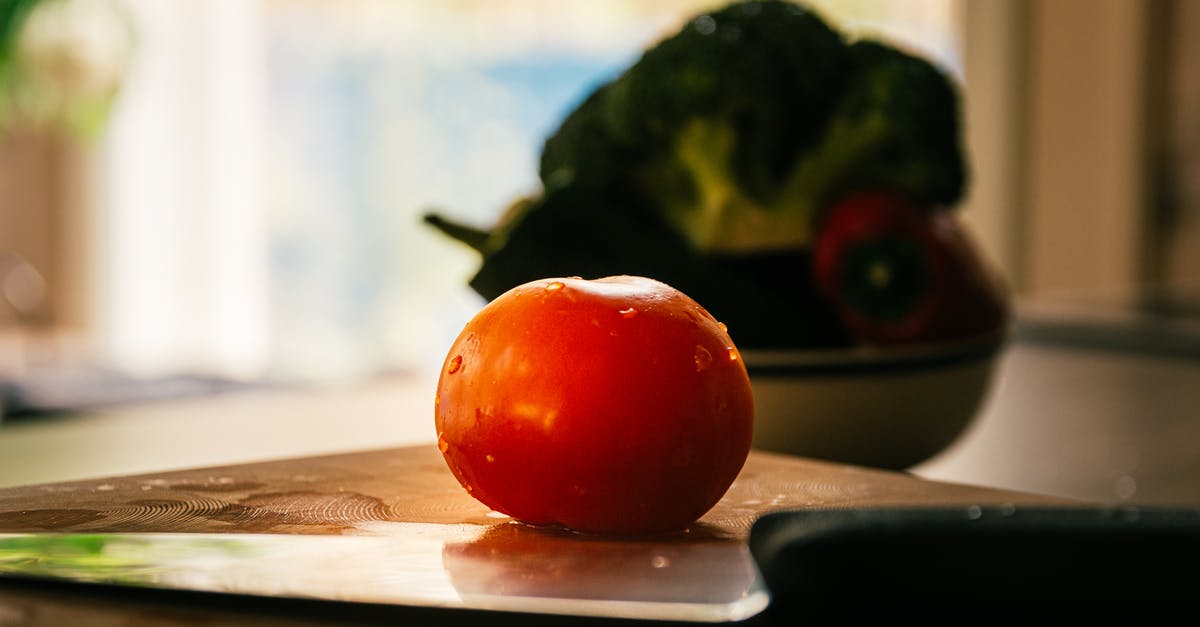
9,1,959,380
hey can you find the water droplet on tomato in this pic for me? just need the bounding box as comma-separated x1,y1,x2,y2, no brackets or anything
447,355,463,374
465,484,474,493
694,345,713,372
620,307,637,318
545,281,564,292
717,321,728,333
727,347,739,361
438,435,449,453
485,454,495,463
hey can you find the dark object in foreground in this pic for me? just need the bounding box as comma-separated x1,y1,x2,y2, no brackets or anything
750,506,1200,623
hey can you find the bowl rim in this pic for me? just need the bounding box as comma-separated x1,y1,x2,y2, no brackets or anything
740,331,1007,377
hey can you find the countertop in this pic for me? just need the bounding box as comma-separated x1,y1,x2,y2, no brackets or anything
3,338,1199,505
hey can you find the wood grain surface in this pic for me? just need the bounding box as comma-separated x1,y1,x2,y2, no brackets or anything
0,445,1067,538
0,446,1076,626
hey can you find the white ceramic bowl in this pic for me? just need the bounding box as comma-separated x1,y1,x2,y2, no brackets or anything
742,334,1005,470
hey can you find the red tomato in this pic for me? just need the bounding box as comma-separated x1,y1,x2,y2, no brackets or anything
812,191,1009,345
435,276,754,535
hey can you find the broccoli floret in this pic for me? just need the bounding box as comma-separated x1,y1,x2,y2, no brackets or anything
539,84,640,194
784,39,967,213
540,1,852,252
584,1,849,192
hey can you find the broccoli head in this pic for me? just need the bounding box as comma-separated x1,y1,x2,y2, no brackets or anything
789,39,967,213
424,0,969,348
541,1,854,252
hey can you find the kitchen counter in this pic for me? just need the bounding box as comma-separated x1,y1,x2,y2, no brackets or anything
3,337,1198,505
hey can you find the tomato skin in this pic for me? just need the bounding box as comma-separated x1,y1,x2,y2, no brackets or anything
435,276,754,535
813,191,1010,345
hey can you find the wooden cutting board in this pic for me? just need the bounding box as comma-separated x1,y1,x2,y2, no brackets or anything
0,445,1065,537
0,446,1068,626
